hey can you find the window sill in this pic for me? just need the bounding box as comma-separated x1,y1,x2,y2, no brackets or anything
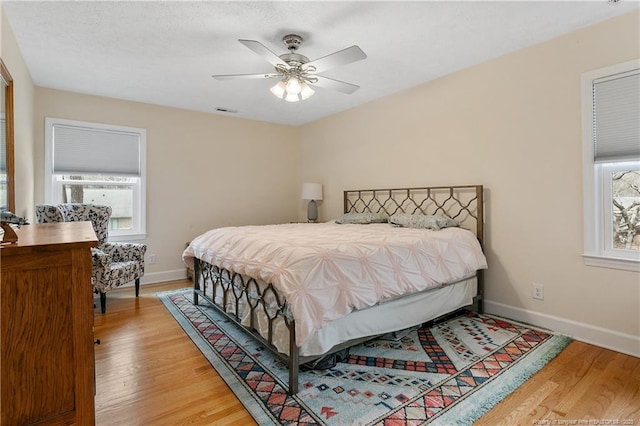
582,254,640,272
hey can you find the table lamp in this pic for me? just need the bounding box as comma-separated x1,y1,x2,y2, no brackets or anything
301,183,323,223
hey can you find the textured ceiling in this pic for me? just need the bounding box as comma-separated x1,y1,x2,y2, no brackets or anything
2,1,638,126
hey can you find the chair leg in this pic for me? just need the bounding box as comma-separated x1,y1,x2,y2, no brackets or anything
100,292,107,314
135,278,140,297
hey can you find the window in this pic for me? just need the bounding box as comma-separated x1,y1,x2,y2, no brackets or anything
582,60,640,271
44,117,146,240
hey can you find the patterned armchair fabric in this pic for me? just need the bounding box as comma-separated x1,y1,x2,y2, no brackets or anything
34,204,65,223
35,203,147,313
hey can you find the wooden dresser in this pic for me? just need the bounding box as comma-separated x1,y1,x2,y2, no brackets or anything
1,222,98,425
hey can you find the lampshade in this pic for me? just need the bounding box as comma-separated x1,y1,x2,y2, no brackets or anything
270,80,286,98
285,77,302,95
300,83,315,100
285,92,300,103
301,183,323,201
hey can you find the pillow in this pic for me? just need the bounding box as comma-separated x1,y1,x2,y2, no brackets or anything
388,213,459,230
335,212,389,224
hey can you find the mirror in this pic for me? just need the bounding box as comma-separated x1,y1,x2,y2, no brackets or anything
0,59,14,212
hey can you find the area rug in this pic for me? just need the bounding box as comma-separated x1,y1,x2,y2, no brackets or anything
159,289,571,425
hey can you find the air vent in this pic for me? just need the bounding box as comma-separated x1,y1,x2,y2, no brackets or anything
213,107,238,114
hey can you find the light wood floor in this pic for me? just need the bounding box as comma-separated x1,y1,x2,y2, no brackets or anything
94,280,640,425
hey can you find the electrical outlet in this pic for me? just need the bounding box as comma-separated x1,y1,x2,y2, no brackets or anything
148,254,157,265
532,283,544,300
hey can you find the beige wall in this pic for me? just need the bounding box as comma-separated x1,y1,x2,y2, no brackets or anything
1,11,35,219
299,11,640,348
34,89,300,278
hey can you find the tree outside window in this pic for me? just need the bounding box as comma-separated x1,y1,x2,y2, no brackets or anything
612,170,640,251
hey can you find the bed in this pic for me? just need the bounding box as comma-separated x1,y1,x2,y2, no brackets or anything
182,185,487,394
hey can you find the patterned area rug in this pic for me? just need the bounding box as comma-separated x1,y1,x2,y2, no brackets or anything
159,289,571,425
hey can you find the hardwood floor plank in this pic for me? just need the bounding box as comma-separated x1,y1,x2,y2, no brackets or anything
563,351,640,422
475,379,559,426
603,359,640,421
94,280,640,425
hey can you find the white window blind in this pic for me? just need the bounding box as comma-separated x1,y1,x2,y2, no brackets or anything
593,69,640,163
52,124,142,176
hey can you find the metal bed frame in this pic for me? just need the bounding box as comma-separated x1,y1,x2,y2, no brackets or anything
192,185,484,395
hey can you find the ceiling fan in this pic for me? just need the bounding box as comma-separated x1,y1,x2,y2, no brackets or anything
212,34,367,102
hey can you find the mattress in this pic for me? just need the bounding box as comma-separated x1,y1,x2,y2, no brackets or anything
183,222,487,348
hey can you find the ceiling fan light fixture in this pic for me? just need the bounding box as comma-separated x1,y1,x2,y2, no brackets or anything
300,82,314,100
270,80,286,98
285,77,302,95
284,92,300,103
271,76,314,102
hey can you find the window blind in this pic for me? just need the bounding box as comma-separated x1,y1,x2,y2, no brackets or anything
593,69,640,162
52,124,142,176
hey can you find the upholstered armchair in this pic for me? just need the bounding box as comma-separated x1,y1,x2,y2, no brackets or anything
35,203,146,313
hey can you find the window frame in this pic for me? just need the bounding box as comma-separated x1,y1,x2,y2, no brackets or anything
44,117,147,241
581,59,640,272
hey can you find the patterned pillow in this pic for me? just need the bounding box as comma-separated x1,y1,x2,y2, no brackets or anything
335,212,389,224
388,213,459,230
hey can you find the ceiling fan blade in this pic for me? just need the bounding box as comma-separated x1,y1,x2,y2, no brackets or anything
238,39,288,68
212,73,281,80
311,75,360,94
305,45,367,74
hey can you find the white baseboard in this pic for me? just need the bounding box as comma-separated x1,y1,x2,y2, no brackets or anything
115,269,188,290
140,269,188,285
484,299,640,358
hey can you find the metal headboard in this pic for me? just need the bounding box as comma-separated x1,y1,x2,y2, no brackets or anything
344,185,484,248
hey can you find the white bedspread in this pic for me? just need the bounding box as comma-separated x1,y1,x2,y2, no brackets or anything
183,222,487,347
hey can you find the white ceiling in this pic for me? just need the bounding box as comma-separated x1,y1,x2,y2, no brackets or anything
2,1,638,126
